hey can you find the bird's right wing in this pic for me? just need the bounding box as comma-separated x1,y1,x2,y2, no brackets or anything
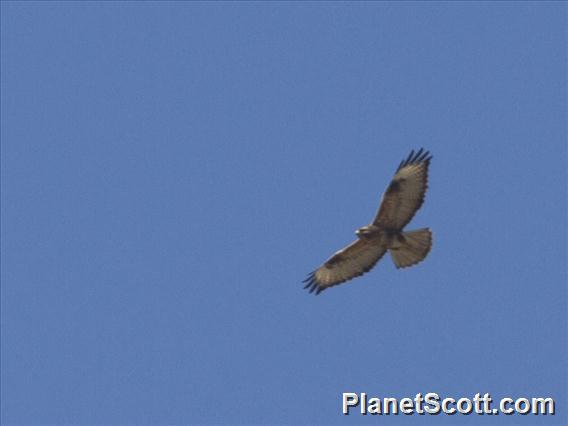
303,237,387,295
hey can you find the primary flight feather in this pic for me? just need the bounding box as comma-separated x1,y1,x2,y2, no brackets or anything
304,148,433,295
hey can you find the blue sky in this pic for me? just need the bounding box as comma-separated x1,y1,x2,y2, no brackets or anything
1,2,566,425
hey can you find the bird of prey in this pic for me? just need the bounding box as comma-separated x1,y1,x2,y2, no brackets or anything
304,148,433,295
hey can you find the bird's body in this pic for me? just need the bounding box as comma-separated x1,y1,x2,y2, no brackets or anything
304,149,433,294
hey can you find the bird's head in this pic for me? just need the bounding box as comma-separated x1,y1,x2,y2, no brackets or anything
356,226,374,238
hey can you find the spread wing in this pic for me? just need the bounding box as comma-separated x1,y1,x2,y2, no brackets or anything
303,237,387,295
373,148,432,230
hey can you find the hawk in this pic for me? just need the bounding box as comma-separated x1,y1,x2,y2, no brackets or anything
304,148,433,295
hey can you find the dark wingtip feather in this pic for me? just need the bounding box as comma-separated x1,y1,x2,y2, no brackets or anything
302,271,323,295
303,274,314,288
417,148,427,161
398,148,432,170
415,147,424,160
304,282,315,291
302,272,314,284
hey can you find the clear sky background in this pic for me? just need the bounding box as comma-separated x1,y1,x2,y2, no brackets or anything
1,2,566,425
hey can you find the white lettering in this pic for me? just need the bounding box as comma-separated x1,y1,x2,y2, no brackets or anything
515,398,530,414
342,393,359,415
457,397,473,414
500,397,514,414
360,392,367,414
341,392,555,416
532,397,554,414
367,398,381,414
400,398,414,414
383,397,398,414
442,397,456,414
424,392,440,414
414,393,424,414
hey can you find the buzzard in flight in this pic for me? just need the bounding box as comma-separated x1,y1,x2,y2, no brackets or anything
304,148,433,295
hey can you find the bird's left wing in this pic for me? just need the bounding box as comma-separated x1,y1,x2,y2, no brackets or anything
303,237,387,295
373,148,432,230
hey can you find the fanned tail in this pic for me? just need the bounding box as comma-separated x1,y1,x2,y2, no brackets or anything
389,228,432,269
